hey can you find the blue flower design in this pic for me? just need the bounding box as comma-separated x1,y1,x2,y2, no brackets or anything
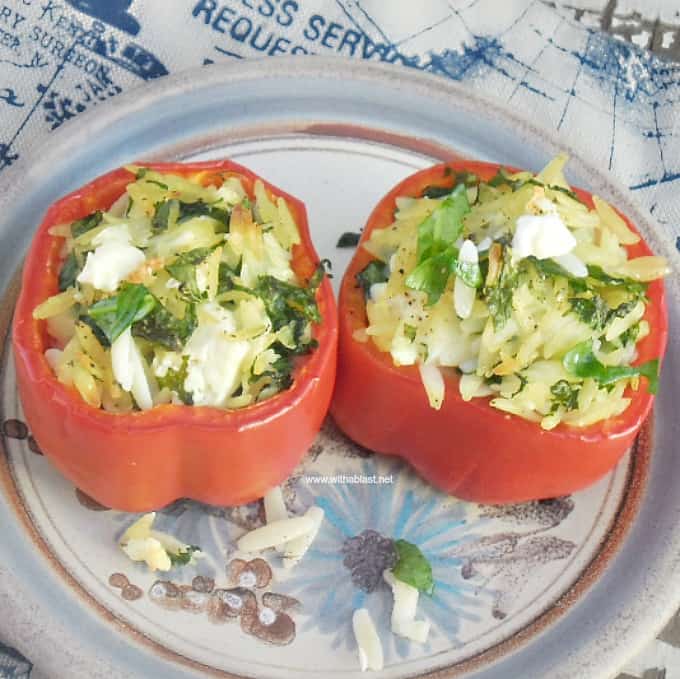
279,457,491,660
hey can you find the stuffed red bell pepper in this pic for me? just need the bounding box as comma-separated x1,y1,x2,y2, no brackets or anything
13,160,337,511
331,155,668,503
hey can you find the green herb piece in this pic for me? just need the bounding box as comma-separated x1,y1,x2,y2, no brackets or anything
421,184,453,199
586,265,646,295
356,260,389,297
336,231,361,248
406,251,457,305
152,199,179,233
527,256,574,280
619,323,641,346
168,545,201,567
404,324,417,341
550,379,580,412
510,373,528,397
77,314,110,348
157,356,194,405
71,211,103,239
484,250,518,330
563,340,659,394
255,275,321,333
392,539,434,595
177,201,230,231
405,184,470,305
58,251,81,291
609,299,640,320
145,179,169,190
569,295,610,330
165,247,214,302
132,303,196,352
86,283,156,344
456,257,483,288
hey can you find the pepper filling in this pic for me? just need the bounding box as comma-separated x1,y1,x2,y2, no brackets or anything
358,154,668,429
34,168,323,412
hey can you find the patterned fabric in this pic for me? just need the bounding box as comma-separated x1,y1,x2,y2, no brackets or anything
0,2,677,677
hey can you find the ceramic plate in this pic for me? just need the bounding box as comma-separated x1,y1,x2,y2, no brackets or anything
0,58,678,679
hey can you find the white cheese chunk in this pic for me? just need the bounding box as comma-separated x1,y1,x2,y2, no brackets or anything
384,570,431,644
236,516,315,553
282,506,325,569
152,350,183,379
77,224,145,292
352,608,384,672
111,327,153,410
182,304,250,407
511,213,576,262
552,252,588,278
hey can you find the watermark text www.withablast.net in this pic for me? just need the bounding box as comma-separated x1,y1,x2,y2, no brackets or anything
305,474,394,485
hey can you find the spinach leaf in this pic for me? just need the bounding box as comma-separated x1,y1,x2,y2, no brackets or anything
255,275,321,331
456,257,483,288
168,545,201,567
550,379,580,412
165,247,214,302
177,201,230,231
157,356,193,405
71,211,103,239
569,295,609,330
405,184,470,305
586,265,646,295
421,184,453,199
86,283,156,344
152,199,179,233
404,324,417,341
484,250,518,330
336,231,361,248
132,303,196,352
563,340,660,394
526,256,574,280
58,251,81,291
144,179,169,190
356,260,389,297
392,539,434,595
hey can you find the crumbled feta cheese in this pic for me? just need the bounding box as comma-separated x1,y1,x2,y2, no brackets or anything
76,224,145,292
553,252,588,278
182,309,250,406
152,350,183,379
352,608,384,672
111,328,153,410
511,213,576,262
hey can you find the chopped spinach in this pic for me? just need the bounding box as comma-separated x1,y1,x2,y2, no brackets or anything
456,257,483,288
255,274,321,332
405,183,471,305
132,302,196,352
165,247,214,302
619,323,641,346
86,283,156,344
157,356,193,405
356,260,389,297
168,545,201,567
144,179,169,190
336,231,361,248
404,324,417,341
392,539,434,595
177,201,230,231
58,251,81,291
563,340,659,394
71,211,103,239
484,249,518,330
421,184,453,199
550,379,580,412
569,295,610,330
152,199,179,233
586,265,646,295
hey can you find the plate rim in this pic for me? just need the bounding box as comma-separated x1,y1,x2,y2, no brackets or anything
0,55,678,679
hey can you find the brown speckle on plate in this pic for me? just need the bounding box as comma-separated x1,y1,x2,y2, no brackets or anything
75,488,110,511
2,419,28,439
121,584,143,601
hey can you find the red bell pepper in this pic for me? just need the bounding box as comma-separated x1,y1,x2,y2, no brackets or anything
13,160,337,511
331,161,667,503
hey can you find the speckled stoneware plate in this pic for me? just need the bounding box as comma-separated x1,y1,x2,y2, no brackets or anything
0,58,678,679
